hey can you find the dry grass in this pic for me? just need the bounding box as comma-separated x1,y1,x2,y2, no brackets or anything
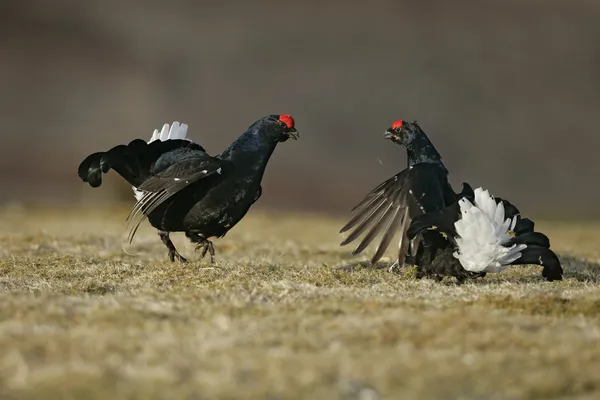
1,206,599,400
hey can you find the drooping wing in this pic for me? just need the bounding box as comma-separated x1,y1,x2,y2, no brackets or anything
125,150,234,243
340,163,455,265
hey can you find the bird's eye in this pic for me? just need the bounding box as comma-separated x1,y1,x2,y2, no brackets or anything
395,127,402,132
278,120,287,129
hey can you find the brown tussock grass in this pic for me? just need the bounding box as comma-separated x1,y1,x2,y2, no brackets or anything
0,206,599,399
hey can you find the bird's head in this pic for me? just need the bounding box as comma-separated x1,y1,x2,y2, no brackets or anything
383,120,420,146
262,114,299,143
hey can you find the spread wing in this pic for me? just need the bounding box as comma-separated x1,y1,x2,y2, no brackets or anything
340,163,455,265
125,149,234,243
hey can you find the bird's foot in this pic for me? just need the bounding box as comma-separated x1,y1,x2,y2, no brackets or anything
159,231,187,263
388,259,400,273
168,249,188,263
194,238,216,263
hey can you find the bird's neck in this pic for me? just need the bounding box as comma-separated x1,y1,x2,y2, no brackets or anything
405,130,445,168
220,132,277,176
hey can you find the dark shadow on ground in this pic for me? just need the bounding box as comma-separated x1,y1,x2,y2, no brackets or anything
334,254,600,283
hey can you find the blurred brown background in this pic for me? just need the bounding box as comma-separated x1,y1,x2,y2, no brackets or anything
1,0,599,219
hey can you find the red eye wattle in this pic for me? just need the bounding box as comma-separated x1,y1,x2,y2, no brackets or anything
391,120,403,130
279,115,294,129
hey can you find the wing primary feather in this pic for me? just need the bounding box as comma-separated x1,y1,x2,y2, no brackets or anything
139,189,176,218
125,190,171,244
352,203,394,255
350,178,392,212
395,207,411,266
126,218,143,245
125,191,160,240
350,190,381,212
126,188,165,223
353,186,405,257
126,193,148,221
340,199,389,246
371,205,405,264
340,193,385,233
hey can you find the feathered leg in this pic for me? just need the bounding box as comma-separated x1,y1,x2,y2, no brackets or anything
159,231,187,263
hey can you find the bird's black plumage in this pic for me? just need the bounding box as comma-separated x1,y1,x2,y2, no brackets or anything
78,139,206,189
407,183,563,282
340,120,455,266
340,118,562,283
78,115,298,262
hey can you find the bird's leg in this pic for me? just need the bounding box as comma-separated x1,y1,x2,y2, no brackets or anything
388,259,413,273
158,231,187,263
191,235,216,264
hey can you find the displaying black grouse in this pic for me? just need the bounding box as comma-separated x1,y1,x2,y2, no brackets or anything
78,115,298,262
406,182,563,282
340,120,456,269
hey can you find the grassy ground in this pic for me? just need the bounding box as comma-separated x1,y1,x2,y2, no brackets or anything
0,206,599,400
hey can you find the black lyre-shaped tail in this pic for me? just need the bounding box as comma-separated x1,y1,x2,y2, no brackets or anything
78,139,205,188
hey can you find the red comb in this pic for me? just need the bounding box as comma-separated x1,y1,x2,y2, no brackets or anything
279,114,294,129
391,120,403,129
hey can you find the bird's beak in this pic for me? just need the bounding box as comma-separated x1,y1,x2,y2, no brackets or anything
383,129,394,140
286,128,299,140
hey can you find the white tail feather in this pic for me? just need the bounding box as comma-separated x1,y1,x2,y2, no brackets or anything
453,188,527,273
132,121,190,201
151,121,189,143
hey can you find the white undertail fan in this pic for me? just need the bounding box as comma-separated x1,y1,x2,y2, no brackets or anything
132,122,190,201
452,187,527,273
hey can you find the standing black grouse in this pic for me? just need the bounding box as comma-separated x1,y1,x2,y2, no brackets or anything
340,120,456,269
78,115,298,262
406,182,563,282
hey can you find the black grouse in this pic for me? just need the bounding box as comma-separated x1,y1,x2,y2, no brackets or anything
78,114,298,262
406,182,563,282
340,120,456,269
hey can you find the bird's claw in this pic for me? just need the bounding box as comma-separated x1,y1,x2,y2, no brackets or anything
388,260,400,273
159,231,188,263
195,239,215,263
168,249,187,263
